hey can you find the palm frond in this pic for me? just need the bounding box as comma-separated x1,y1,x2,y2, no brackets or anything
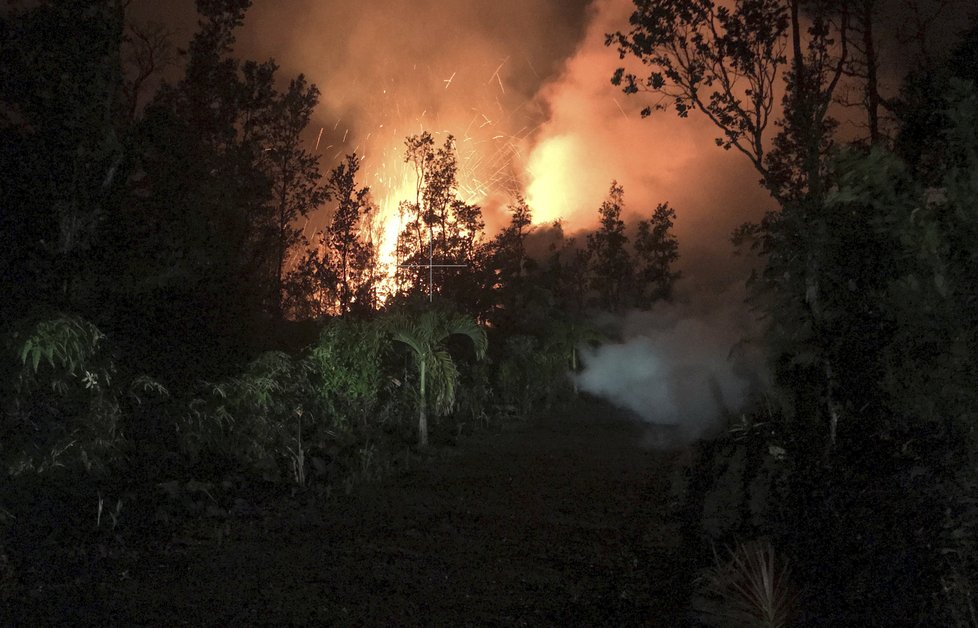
444,314,488,360
426,348,460,416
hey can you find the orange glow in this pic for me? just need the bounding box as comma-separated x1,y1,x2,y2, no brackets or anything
360,123,527,301
362,150,413,302
525,135,573,225
254,0,777,305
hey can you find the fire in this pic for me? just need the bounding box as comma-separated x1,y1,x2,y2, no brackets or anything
361,125,530,301
365,156,414,302
525,133,607,226
309,50,568,302
525,134,577,225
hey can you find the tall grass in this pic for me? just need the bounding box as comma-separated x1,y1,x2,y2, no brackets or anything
693,539,798,628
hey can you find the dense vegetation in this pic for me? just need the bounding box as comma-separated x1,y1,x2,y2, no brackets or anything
612,0,978,624
1,0,975,624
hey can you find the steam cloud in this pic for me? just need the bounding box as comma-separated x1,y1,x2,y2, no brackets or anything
575,280,768,445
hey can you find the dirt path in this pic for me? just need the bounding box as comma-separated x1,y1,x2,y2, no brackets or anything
86,400,688,625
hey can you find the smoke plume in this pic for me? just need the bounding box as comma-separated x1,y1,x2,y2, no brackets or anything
575,278,768,445
232,0,593,235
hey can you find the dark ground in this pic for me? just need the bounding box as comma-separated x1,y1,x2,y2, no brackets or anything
9,399,691,626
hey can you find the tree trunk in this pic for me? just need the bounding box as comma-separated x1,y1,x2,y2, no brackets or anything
418,358,428,448
340,245,348,314
790,0,803,90
861,0,881,144
275,173,289,319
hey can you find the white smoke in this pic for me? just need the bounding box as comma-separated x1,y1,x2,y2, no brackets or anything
575,282,767,445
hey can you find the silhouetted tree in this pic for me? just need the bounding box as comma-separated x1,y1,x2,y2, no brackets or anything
609,0,789,194
893,16,978,184
121,20,175,123
613,1,978,619
837,0,884,144
484,197,537,327
395,132,484,306
0,0,128,320
586,182,632,312
285,247,333,319
560,237,592,315
324,154,376,315
106,0,272,375
633,202,680,306
257,74,327,319
611,0,850,447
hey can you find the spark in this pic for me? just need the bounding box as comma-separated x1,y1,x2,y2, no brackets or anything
524,53,541,80
488,57,508,94
310,55,544,302
613,98,628,119
315,127,324,151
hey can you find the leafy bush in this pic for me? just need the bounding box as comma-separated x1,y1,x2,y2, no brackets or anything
495,334,570,416
307,318,385,429
0,316,165,475
180,351,313,482
177,319,395,484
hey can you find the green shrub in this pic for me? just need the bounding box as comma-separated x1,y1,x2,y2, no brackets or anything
180,351,313,482
495,334,569,416
0,316,166,475
308,318,386,429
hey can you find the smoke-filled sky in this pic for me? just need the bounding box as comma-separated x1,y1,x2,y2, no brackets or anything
134,0,971,257
131,0,968,275
132,0,782,273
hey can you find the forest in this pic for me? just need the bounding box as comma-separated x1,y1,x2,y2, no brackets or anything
1,0,977,624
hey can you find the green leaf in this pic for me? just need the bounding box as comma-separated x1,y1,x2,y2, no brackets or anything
19,339,32,365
